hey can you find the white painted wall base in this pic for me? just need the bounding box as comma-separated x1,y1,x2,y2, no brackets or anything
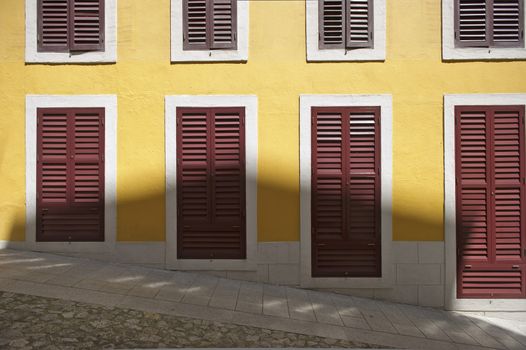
10,238,526,310
2,240,448,307
195,241,446,308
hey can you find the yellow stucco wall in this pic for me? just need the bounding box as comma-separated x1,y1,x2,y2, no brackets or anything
1,0,525,243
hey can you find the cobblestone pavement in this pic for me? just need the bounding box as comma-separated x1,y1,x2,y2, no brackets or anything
0,292,382,349
1,249,525,350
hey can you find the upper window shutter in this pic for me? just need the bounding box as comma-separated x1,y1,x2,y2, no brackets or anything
311,107,381,278
455,0,490,47
346,0,374,48
183,0,237,50
37,0,104,52
177,107,246,260
491,0,524,47
455,0,524,47
211,0,237,49
183,0,209,50
319,0,373,49
319,0,345,48
38,0,70,52
69,0,105,51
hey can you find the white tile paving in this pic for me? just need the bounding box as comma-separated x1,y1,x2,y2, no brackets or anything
0,248,524,350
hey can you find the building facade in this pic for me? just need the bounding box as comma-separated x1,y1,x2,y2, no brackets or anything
1,0,525,311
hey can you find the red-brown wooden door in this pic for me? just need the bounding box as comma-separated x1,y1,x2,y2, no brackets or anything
455,105,526,298
176,107,246,259
36,108,105,242
311,107,381,277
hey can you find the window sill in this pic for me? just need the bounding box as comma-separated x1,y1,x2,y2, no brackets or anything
442,46,526,61
25,51,116,64
306,48,385,62
170,49,247,63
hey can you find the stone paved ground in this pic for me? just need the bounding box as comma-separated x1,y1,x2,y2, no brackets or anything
1,249,526,349
0,292,382,349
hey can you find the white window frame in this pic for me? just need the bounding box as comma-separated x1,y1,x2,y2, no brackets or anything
306,0,386,62
170,0,249,62
165,95,258,270
442,0,526,60
25,95,117,253
444,93,526,311
25,0,117,64
299,94,393,288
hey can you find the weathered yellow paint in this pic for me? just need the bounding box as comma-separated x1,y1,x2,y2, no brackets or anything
1,0,525,243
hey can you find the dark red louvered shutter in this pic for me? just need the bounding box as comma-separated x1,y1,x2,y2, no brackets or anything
211,0,237,49
491,0,524,47
455,0,524,48
38,0,104,52
177,107,246,259
38,0,70,52
346,0,374,48
37,108,104,242
183,0,237,50
183,0,209,50
456,106,526,298
312,107,381,277
319,0,345,49
69,0,105,51
455,0,489,47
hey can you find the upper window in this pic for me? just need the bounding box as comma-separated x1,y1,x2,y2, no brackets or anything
38,0,105,53
183,0,237,51
455,0,524,48
26,0,117,63
171,0,249,62
443,0,526,60
319,0,374,50
306,0,386,62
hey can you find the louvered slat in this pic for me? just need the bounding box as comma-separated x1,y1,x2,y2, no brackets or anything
312,107,381,278
177,108,246,260
493,110,524,261
70,0,104,51
461,267,524,297
315,243,379,277
212,0,237,49
346,0,373,48
38,0,69,52
179,111,210,222
313,112,345,241
457,110,490,262
39,111,68,204
492,0,523,46
456,0,489,46
348,111,379,243
73,111,103,208
37,108,104,242
183,0,208,50
213,111,244,223
319,0,345,48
